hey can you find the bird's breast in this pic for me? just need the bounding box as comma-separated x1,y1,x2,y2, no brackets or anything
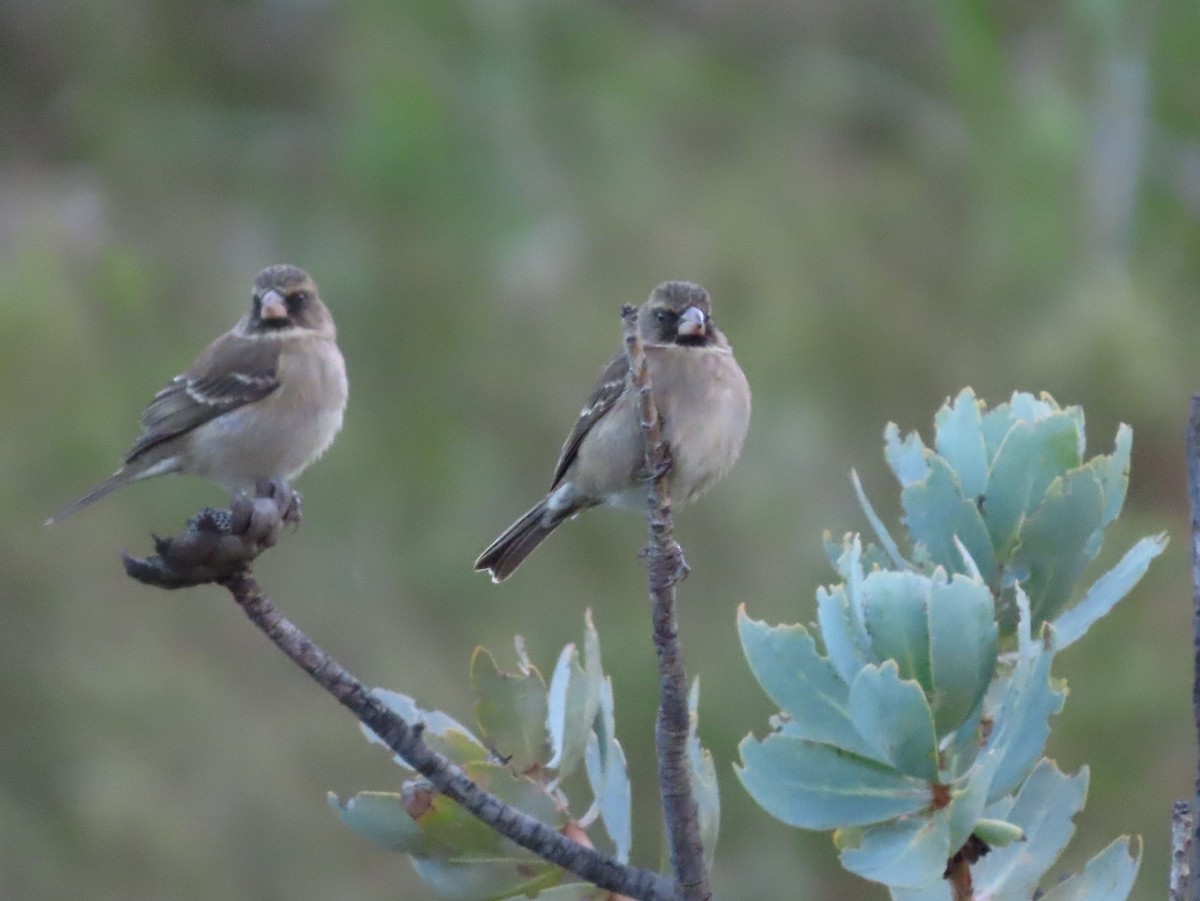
650,345,750,506
188,336,347,489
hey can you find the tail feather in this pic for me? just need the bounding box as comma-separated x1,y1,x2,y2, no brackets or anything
475,498,564,582
45,467,145,526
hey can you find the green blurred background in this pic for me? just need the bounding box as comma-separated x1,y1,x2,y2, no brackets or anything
3,0,1198,898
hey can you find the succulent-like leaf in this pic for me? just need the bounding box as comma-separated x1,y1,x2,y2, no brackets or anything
1035,835,1141,901
817,584,875,686
840,809,952,888
471,647,549,773
981,414,1082,556
364,689,489,768
973,759,1087,899
546,643,594,778
926,573,998,736
409,857,562,901
970,817,1025,848
524,886,608,900
1010,467,1105,627
933,388,989,499
862,571,933,691
1053,533,1167,650
901,456,996,583
945,746,1002,852
848,661,938,781
584,730,631,863
738,607,883,761
687,679,721,868
328,790,426,853
735,735,931,829
885,422,932,488
984,619,1066,802
853,471,910,568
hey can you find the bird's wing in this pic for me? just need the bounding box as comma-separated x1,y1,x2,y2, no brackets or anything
551,351,629,488
126,333,282,463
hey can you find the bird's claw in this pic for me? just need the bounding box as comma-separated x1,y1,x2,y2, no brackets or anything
639,446,674,483
255,478,302,529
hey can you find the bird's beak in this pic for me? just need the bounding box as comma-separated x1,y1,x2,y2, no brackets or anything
260,289,288,321
677,305,707,338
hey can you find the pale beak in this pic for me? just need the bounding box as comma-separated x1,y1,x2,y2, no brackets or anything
677,305,707,338
260,289,288,321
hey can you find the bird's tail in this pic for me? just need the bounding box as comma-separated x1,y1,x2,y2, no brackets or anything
45,468,141,526
475,497,566,583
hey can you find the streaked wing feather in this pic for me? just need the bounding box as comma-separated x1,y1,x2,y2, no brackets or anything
126,334,281,462
551,352,629,488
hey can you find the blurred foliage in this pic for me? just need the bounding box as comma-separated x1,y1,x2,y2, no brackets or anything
2,0,1198,898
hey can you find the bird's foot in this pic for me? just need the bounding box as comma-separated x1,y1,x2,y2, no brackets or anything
638,444,674,483
637,540,690,583
256,478,302,528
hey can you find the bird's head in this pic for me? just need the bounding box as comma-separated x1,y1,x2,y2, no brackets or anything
640,281,715,347
248,264,334,336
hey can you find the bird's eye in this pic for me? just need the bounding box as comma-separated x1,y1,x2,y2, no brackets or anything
287,291,309,309
655,310,669,323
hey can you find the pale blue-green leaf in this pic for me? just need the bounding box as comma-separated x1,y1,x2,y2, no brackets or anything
836,534,871,644
688,678,721,868
934,387,989,499
885,422,932,487
862,570,933,692
817,584,875,685
584,731,631,863
1054,533,1167,650
471,648,549,773
1011,467,1105,627
953,536,983,582
410,857,562,901
945,746,1002,851
1098,423,1132,530
736,735,931,829
545,644,594,778
940,696,985,780
328,791,425,853
738,608,882,761
927,573,998,736
1036,835,1141,901
974,759,1088,900
527,885,607,900
853,470,909,568
985,625,1066,801
901,456,997,583
891,884,949,901
979,399,1017,464
840,810,951,888
1008,391,1063,423
982,415,1083,556
848,662,938,781
365,689,489,768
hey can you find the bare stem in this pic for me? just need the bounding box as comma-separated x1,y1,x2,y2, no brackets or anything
1172,801,1193,901
621,304,711,901
122,496,675,901
218,570,675,901
1186,395,1200,901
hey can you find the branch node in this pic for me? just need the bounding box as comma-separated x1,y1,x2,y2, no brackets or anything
122,486,293,589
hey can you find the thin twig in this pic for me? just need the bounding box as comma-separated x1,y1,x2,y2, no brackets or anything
1172,801,1193,901
123,499,675,901
1186,395,1200,901
621,304,711,901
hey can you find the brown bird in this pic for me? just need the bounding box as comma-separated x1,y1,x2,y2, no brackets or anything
475,281,750,582
47,264,348,524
